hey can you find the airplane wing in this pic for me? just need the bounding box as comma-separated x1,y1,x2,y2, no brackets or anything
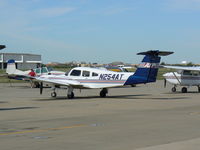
35,76,84,88
163,66,200,71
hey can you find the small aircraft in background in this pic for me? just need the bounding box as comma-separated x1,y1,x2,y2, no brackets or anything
31,50,173,99
163,66,200,93
6,59,65,78
6,59,65,87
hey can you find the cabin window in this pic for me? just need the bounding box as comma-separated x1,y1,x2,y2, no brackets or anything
192,71,200,76
70,70,81,76
35,68,41,74
183,70,192,76
82,71,90,77
92,72,98,77
41,67,48,73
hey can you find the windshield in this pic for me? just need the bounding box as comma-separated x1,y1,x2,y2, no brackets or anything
65,69,71,76
47,67,54,72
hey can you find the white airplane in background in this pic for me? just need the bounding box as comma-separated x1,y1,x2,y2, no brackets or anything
163,66,200,93
6,59,65,80
31,50,173,99
6,59,65,87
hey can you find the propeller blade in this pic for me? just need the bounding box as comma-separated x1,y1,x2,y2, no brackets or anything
40,82,43,95
164,79,167,88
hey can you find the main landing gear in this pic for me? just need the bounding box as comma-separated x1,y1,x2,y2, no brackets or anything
171,86,188,93
198,86,200,93
100,88,108,98
171,86,200,93
51,87,57,97
50,86,75,99
181,87,187,93
171,87,176,92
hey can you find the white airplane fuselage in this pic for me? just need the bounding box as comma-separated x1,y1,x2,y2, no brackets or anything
40,67,134,89
163,72,200,86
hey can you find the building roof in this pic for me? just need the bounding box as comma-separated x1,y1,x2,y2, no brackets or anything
0,52,41,56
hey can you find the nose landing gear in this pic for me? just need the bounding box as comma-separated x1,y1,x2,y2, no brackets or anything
67,86,74,99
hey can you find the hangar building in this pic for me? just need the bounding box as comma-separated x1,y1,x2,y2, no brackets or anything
0,53,42,70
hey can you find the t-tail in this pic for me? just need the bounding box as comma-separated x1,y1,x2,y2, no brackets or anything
125,50,173,85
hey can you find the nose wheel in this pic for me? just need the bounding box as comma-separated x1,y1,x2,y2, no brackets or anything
51,92,57,97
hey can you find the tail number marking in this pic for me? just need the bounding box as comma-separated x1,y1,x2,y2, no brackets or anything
99,74,124,80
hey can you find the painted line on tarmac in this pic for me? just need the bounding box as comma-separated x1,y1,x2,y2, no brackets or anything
0,124,86,136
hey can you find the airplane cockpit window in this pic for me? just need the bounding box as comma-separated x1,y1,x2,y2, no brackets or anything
41,67,48,73
92,72,98,77
70,70,81,76
65,70,70,76
82,71,90,77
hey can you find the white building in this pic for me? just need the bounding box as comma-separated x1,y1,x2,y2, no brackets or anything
0,53,42,70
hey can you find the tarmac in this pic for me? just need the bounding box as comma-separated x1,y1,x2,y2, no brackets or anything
1,81,200,150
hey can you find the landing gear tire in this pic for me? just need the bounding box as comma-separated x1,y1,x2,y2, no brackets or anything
100,88,108,98
51,92,57,97
172,87,176,92
182,87,187,93
198,86,200,93
131,84,136,87
68,92,74,99
34,82,40,88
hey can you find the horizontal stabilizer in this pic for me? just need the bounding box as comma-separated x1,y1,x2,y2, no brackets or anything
137,50,174,56
0,45,6,50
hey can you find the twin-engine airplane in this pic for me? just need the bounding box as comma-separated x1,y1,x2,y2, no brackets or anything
32,50,173,99
163,66,200,93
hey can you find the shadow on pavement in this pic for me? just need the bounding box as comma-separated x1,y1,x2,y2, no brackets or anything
0,107,38,111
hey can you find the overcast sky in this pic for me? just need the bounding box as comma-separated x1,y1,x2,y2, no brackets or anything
1,0,200,64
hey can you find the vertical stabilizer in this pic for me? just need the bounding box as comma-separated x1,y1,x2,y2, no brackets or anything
6,59,16,74
125,50,173,85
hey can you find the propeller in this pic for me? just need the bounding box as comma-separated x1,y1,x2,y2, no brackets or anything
164,79,167,88
40,82,43,95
